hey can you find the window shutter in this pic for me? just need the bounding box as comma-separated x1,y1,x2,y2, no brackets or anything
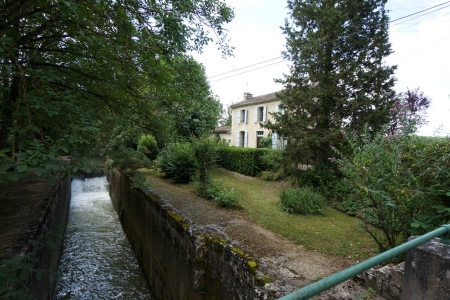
263,106,267,122
244,131,248,148
244,109,248,124
236,110,240,124
280,135,287,149
254,107,257,122
275,104,279,114
236,132,240,147
272,132,277,149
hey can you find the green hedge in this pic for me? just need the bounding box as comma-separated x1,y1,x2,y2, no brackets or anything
217,147,273,176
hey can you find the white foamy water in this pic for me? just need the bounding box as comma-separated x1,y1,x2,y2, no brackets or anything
53,176,153,299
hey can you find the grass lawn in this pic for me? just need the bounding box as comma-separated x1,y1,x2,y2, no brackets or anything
209,168,379,260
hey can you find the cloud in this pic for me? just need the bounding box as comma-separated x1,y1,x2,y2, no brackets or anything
388,11,450,136
226,0,259,8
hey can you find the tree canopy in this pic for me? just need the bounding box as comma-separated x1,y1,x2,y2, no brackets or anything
266,0,396,168
0,0,233,182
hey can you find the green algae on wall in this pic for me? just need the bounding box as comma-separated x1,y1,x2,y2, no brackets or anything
108,167,267,299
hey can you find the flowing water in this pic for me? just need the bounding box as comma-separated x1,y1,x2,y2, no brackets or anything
53,176,153,299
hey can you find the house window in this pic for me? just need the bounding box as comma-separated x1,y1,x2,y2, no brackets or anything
236,131,248,147
236,109,247,124
254,106,266,122
256,131,264,148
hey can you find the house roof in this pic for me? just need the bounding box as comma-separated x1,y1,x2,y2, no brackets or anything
230,92,279,108
215,126,231,133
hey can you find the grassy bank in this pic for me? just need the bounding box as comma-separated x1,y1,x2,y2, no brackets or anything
141,167,378,260
209,168,378,259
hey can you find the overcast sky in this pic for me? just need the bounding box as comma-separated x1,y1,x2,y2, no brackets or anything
193,0,450,136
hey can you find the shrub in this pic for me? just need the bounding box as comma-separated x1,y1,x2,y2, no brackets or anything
260,135,272,148
214,188,240,208
137,134,159,160
193,180,240,208
217,147,271,176
334,120,427,251
279,187,326,215
155,143,197,183
192,136,218,183
194,180,224,200
260,170,284,181
109,148,151,171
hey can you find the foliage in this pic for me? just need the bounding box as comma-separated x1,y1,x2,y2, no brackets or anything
412,138,450,207
108,148,152,171
0,0,234,182
219,105,232,127
192,136,218,183
194,180,240,208
216,147,271,176
334,113,428,251
137,134,159,161
259,135,273,149
259,149,285,181
410,205,450,235
266,0,396,171
157,60,223,142
389,88,431,135
156,143,197,183
406,137,450,234
260,149,284,171
0,228,63,299
260,170,285,181
279,187,327,215
214,188,240,208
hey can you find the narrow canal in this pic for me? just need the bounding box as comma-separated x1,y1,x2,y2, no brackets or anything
53,176,154,299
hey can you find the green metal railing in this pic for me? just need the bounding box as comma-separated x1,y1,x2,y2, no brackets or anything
279,224,450,300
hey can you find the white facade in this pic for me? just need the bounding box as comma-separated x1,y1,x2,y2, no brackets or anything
230,92,285,149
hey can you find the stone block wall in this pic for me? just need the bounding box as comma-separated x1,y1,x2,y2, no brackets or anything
107,169,263,300
402,237,450,300
355,262,404,300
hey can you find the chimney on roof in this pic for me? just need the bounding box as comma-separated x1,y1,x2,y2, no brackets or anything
243,92,253,100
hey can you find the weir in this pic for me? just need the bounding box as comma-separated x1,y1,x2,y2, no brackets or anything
52,176,153,299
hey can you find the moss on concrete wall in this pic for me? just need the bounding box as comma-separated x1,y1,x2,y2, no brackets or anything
0,175,71,299
108,168,264,299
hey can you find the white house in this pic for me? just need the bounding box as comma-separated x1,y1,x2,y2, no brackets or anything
228,92,284,149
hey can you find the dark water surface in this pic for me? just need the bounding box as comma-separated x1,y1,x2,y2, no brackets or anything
53,177,153,299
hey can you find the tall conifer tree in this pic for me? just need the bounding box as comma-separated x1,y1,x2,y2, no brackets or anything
268,0,396,168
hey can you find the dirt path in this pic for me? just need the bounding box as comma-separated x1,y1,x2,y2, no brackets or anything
143,170,385,299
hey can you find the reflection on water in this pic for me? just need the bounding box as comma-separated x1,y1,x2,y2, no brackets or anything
53,177,153,299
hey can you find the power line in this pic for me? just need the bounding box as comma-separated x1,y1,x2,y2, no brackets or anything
210,60,287,83
208,3,450,82
399,34,450,62
208,56,283,79
394,13,450,31
391,4,450,26
389,1,450,23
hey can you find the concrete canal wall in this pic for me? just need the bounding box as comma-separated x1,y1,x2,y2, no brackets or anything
107,168,263,300
0,175,71,299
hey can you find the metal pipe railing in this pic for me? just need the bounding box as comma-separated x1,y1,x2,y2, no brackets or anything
279,224,450,300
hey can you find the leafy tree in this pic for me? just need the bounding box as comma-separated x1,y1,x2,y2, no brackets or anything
155,142,197,183
0,0,234,182
137,134,159,161
157,58,223,141
266,0,396,170
219,105,232,127
192,136,218,183
389,87,431,135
